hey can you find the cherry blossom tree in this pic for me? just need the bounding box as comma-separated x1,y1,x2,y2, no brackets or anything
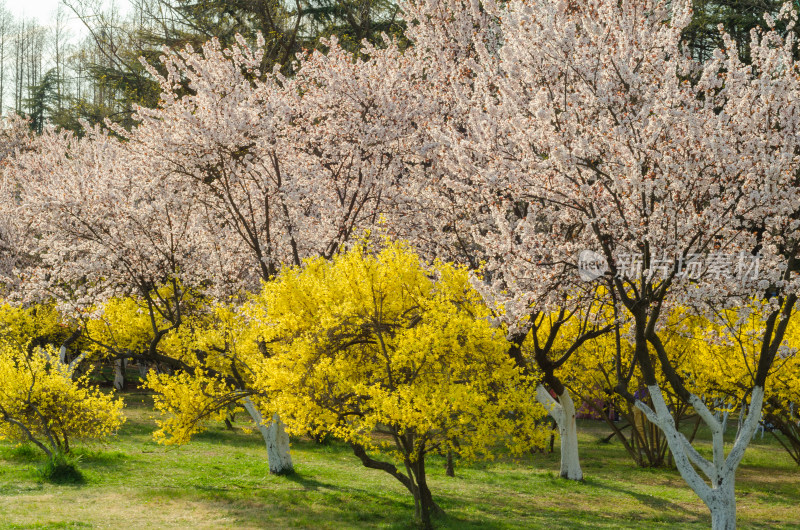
6,124,210,329
425,0,800,526
387,0,615,481
94,32,424,474
0,115,35,290
3,120,301,475
128,34,420,289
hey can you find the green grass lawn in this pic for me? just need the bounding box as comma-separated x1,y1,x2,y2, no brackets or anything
0,390,798,529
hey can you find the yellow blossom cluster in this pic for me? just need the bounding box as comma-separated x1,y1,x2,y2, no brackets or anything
0,342,125,456
246,241,551,461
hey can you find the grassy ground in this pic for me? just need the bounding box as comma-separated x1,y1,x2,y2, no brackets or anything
0,391,798,529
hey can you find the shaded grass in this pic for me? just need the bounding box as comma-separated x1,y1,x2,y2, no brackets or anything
37,453,85,485
0,390,797,529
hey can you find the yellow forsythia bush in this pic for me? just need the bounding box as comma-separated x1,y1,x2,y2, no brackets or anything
0,342,126,457
250,240,550,460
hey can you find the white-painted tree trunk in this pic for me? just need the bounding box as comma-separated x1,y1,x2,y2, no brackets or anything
709,481,737,530
536,384,583,481
138,361,150,379
113,358,127,390
634,384,764,530
67,352,86,372
242,398,294,475
58,344,85,373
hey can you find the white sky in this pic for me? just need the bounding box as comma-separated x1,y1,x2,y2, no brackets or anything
3,0,131,29
5,0,69,24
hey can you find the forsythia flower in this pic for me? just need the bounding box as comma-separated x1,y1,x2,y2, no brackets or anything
251,241,550,465
0,342,126,456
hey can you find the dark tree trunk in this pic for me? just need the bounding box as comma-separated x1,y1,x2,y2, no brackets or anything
413,454,435,529
445,450,455,477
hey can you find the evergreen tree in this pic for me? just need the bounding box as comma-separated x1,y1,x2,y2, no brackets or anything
683,0,795,61
24,68,58,134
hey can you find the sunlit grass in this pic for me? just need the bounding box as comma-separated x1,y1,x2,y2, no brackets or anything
0,390,797,529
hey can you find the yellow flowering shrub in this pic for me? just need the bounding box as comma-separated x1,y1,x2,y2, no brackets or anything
765,347,800,463
84,296,153,357
148,369,242,445
565,310,696,468
145,302,259,445
0,342,126,457
682,304,800,464
566,301,800,466
247,241,549,523
0,302,73,350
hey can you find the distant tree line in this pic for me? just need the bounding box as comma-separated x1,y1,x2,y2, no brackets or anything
0,0,405,132
0,0,793,133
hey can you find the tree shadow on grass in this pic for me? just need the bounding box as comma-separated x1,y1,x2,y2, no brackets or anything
584,477,697,517
281,472,334,492
71,448,129,476
191,428,276,449
736,483,800,506
287,438,358,456
117,419,157,438
142,473,415,528
179,473,517,530
281,470,527,529
0,482,45,496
